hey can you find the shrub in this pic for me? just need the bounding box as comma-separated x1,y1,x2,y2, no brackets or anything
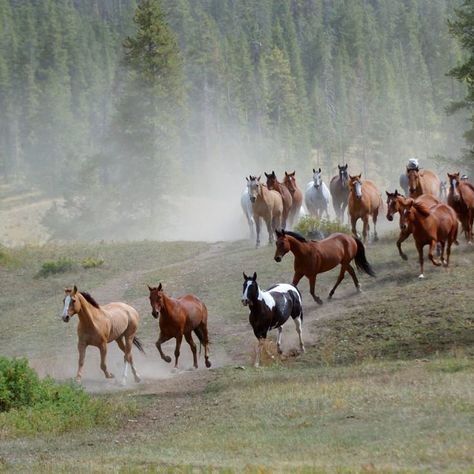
81,257,104,269
294,215,350,239
37,257,75,277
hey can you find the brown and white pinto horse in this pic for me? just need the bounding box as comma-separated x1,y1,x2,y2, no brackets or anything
283,171,304,228
61,286,144,384
148,284,211,369
447,172,474,244
265,171,292,229
348,174,383,244
329,164,350,222
386,190,440,260
398,197,458,278
406,168,441,199
274,230,375,304
247,175,283,247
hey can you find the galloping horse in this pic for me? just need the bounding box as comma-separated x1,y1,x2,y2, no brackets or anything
265,171,292,229
241,272,305,367
348,174,383,244
329,164,350,222
148,283,211,369
283,171,304,228
247,175,283,247
406,167,441,198
305,168,331,219
61,286,144,384
447,172,474,243
386,190,440,260
240,184,255,239
398,197,458,278
274,229,375,304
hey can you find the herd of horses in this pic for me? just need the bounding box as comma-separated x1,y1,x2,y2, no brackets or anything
60,164,474,380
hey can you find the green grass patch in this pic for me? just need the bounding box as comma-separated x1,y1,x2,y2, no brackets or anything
81,256,104,269
36,257,76,277
294,215,351,238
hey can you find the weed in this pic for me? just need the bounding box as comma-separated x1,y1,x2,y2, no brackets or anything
294,215,350,239
36,258,75,277
81,257,104,269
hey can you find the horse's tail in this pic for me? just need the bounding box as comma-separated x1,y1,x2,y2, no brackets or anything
354,237,376,277
193,327,204,356
133,337,146,355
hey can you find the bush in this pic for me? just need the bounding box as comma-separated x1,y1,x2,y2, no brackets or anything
81,257,104,269
294,215,350,239
37,257,75,277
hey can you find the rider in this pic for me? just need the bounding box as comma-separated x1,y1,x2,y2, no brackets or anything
406,157,419,171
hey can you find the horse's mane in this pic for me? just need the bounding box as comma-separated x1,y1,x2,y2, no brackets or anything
413,201,431,217
80,292,100,308
284,230,307,242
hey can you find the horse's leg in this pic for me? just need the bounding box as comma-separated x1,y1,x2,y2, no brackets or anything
362,216,369,245
276,327,283,354
255,216,261,248
255,338,264,368
416,242,425,279
428,239,442,267
99,343,114,379
173,333,183,369
308,274,323,305
76,342,87,383
115,337,129,385
121,336,141,383
265,215,274,244
294,316,305,353
155,334,173,363
351,215,358,239
397,228,410,261
292,272,304,288
372,212,379,242
184,332,198,369
328,265,347,299
199,322,212,368
345,263,361,292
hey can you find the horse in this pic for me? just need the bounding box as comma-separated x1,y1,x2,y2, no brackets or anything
274,229,375,304
283,171,304,228
399,173,409,196
439,181,448,202
386,190,440,260
240,185,255,239
241,272,304,367
265,171,292,229
61,286,144,384
304,168,331,219
447,172,474,243
148,283,211,369
246,175,283,247
348,174,383,244
406,167,441,198
329,164,350,222
398,197,458,278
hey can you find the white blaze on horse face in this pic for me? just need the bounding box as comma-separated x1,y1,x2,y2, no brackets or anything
241,280,252,306
62,295,71,318
354,181,362,199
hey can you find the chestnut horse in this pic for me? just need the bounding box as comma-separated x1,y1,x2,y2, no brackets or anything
329,164,350,222
283,171,304,228
398,197,458,278
447,172,474,243
274,229,375,304
265,171,292,229
247,175,283,247
148,283,211,369
348,174,383,244
386,190,440,260
406,168,441,198
61,286,144,384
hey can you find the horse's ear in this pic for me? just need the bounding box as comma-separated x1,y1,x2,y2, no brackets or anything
313,168,316,173
72,285,77,295
243,272,248,280
345,163,348,168
318,167,321,173
257,175,261,181
264,172,269,178
158,283,162,291
385,191,390,196
275,229,282,238
147,284,153,291
338,165,341,170
246,176,249,182
395,189,399,196
252,272,257,281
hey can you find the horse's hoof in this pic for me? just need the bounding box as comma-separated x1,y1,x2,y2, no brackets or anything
107,373,115,379
300,346,306,353
328,292,333,300
277,347,283,355
356,285,362,293
374,235,379,242
75,377,82,384
205,359,212,368
120,378,126,387
314,297,323,305
164,356,172,363
418,274,425,279
134,375,141,383
401,254,408,261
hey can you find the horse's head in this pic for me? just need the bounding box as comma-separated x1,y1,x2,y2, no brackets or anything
398,198,414,231
241,272,258,306
338,164,348,187
385,189,401,221
312,168,322,189
148,283,164,319
406,168,420,195
246,175,260,203
62,286,80,322
274,229,290,262
447,172,461,202
265,171,278,190
284,171,297,193
349,174,363,200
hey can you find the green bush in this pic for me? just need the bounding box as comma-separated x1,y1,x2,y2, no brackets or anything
81,256,104,269
37,257,75,277
294,215,350,239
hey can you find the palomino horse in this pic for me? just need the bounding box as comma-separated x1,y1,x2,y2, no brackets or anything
247,175,283,247
283,171,304,228
304,168,331,219
265,171,292,229
148,283,211,369
398,197,458,278
348,174,383,244
447,172,474,243
61,286,144,384
406,168,441,198
240,184,255,239
386,190,440,260
241,272,305,367
274,229,375,304
329,164,350,222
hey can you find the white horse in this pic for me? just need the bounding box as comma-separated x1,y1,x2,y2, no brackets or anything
304,168,331,219
241,184,255,239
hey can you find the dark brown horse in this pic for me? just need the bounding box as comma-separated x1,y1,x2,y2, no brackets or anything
398,197,458,278
274,229,375,304
386,190,440,260
265,171,292,229
406,168,441,199
148,284,211,369
283,171,304,228
348,174,383,244
329,164,350,222
447,172,474,244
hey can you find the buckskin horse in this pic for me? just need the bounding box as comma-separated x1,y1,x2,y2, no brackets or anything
61,286,144,384
265,171,292,229
274,229,375,304
406,167,441,199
